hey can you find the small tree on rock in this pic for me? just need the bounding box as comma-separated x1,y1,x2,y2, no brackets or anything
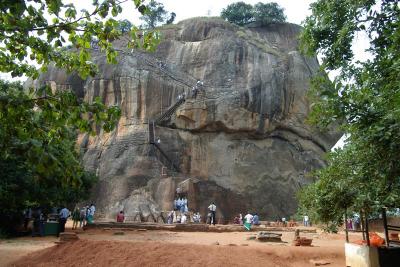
140,0,172,28
221,2,254,26
253,2,286,25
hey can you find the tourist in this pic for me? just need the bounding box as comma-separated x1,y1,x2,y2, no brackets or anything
87,203,96,224
176,198,182,211
85,206,90,224
39,210,46,237
353,214,360,230
252,213,260,225
71,207,80,230
172,210,177,223
181,213,187,224
167,210,174,224
233,215,240,224
117,211,125,223
282,217,287,227
180,198,186,213
208,202,217,225
183,197,188,213
244,213,253,231
176,213,181,223
58,206,70,236
239,214,243,225
31,208,40,237
303,215,309,227
79,207,86,228
23,208,32,231
193,212,201,223
347,218,353,230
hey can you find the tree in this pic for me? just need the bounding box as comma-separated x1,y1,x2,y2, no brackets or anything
221,2,286,26
253,2,286,25
140,0,174,29
118,19,133,33
166,12,176,25
221,2,254,26
298,0,400,225
0,0,160,79
0,80,121,234
0,0,160,235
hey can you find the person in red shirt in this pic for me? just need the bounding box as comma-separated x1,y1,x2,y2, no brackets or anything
116,211,125,223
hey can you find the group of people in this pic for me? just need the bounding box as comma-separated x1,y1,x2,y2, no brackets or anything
174,197,188,213
345,215,360,230
57,204,96,236
65,204,96,232
233,213,260,230
167,210,189,224
167,211,202,224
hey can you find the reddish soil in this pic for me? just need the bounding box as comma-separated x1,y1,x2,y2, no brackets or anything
11,238,344,267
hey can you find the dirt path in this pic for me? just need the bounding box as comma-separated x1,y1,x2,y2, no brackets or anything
4,226,361,266
0,237,56,267
11,238,344,267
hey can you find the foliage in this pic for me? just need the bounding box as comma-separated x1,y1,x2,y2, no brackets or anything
221,2,254,26
299,0,400,224
221,2,286,26
166,12,176,25
0,80,120,233
140,0,175,29
253,2,286,25
0,0,160,79
117,19,133,33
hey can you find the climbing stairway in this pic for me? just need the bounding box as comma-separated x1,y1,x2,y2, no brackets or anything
155,97,186,124
153,142,180,172
148,121,180,173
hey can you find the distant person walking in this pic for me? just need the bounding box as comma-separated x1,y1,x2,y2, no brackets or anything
244,213,253,231
87,203,95,224
79,207,86,228
303,215,309,227
58,206,69,236
116,211,125,223
71,207,80,230
208,202,217,225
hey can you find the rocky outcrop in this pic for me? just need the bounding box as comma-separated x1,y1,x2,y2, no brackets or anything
32,18,340,222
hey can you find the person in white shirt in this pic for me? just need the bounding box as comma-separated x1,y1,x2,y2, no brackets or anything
58,206,70,236
87,204,95,224
181,213,187,224
244,213,253,231
303,215,309,227
208,202,217,225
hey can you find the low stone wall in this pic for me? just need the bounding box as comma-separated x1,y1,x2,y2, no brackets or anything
85,222,317,233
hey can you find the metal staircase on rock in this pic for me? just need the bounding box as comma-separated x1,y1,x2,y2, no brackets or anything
148,120,180,173
155,97,186,124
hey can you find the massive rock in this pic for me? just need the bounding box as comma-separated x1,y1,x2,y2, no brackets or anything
32,18,340,222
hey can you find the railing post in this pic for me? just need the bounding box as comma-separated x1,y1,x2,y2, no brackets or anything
360,212,365,240
364,211,370,246
382,207,389,247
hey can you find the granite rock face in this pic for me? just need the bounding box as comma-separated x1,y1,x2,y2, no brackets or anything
33,18,340,222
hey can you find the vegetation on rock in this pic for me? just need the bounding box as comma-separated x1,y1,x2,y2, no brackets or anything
221,1,286,26
140,0,175,29
298,0,400,227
